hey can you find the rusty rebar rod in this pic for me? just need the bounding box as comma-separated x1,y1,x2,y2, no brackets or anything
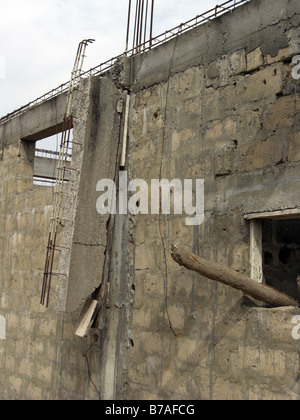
126,0,132,52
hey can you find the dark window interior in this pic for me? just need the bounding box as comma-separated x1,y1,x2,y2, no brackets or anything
262,219,300,301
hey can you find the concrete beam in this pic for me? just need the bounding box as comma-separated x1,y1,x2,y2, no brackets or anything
0,91,67,147
33,156,70,181
216,164,300,216
129,0,299,90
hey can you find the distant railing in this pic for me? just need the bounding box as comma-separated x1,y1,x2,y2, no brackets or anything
33,148,72,187
33,177,56,187
0,0,250,126
34,148,72,161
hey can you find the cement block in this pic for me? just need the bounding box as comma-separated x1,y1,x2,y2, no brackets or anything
288,132,300,162
264,95,294,132
247,47,264,71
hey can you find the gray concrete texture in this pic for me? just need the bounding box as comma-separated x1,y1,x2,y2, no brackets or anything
0,92,67,146
60,77,124,312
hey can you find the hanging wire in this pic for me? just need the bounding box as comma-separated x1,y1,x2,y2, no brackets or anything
158,26,182,338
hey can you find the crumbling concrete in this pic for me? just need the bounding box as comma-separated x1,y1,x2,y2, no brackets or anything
57,76,124,312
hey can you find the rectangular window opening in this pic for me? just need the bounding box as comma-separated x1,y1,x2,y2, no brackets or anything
33,131,73,187
262,218,300,302
246,210,300,302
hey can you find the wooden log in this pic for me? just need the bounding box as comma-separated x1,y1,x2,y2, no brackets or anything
170,245,299,308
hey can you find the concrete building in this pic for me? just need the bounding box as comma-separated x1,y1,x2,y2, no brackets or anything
0,0,300,400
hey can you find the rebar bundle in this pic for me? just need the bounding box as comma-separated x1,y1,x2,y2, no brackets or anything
126,0,154,53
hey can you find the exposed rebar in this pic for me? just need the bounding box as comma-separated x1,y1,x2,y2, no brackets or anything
41,39,94,307
0,0,250,125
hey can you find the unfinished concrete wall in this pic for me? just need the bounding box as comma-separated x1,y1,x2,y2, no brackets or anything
113,0,300,400
0,143,101,399
0,0,300,401
0,79,107,400
57,77,124,312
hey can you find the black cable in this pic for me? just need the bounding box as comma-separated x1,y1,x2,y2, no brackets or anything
83,335,101,398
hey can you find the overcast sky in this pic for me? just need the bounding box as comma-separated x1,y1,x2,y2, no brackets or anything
0,0,223,119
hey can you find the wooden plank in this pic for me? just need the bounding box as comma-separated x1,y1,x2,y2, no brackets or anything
74,298,99,338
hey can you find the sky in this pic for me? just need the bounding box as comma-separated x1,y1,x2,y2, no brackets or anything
0,0,223,120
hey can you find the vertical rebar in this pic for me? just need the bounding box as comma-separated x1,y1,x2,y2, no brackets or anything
130,0,154,53
132,0,139,52
138,0,145,52
143,0,149,47
41,39,94,307
149,0,154,49
135,0,142,52
126,0,132,53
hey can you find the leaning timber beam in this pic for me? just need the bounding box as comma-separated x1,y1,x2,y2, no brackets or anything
170,245,299,308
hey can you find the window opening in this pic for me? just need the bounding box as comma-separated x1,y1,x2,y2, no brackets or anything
246,210,300,302
262,219,300,301
33,132,72,186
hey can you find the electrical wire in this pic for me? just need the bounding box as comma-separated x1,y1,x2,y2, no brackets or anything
83,335,101,398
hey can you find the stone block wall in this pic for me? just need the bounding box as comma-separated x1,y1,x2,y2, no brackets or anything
0,110,101,401
119,0,300,400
